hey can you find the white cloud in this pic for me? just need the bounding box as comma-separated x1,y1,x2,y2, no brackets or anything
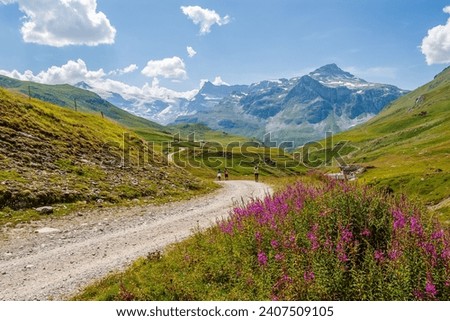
421,6,450,65
0,59,105,84
109,64,138,76
0,0,116,47
199,76,229,87
187,46,197,58
141,56,187,79
181,5,230,35
0,59,198,101
212,76,229,86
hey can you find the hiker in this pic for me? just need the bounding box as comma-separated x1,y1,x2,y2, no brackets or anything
224,168,229,180
254,165,259,182
217,169,222,181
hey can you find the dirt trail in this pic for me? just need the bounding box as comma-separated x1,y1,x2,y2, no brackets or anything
0,180,272,301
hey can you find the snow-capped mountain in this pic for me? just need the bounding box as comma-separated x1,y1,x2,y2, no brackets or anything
174,64,408,146
78,64,408,147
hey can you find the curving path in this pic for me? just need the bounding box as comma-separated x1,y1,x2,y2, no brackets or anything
0,180,272,300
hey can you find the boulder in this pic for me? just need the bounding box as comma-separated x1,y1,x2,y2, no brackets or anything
35,206,54,215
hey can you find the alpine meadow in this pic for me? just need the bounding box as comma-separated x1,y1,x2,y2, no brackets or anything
0,0,450,310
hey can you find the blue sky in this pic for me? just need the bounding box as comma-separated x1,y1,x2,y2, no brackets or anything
0,0,450,100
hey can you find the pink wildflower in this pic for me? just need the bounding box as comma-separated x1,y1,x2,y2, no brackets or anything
410,216,424,237
392,208,406,230
360,229,371,237
270,239,279,249
257,251,268,266
425,279,438,298
341,228,353,243
432,229,444,240
374,250,384,263
274,253,284,262
388,248,402,261
304,270,315,283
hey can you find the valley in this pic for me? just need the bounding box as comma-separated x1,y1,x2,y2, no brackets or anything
0,63,448,301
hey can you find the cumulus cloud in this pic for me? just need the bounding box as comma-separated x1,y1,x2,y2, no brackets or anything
181,5,230,35
421,6,450,65
141,56,187,80
199,76,229,88
0,0,116,46
212,76,229,86
109,64,138,76
0,59,105,84
0,59,198,101
187,46,197,58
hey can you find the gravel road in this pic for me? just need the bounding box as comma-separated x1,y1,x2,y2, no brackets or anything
0,180,272,301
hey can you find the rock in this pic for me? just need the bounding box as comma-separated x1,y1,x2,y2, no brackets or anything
36,227,61,234
35,206,54,215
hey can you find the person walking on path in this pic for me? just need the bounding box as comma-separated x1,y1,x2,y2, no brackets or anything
254,165,259,182
217,169,222,181
224,168,229,180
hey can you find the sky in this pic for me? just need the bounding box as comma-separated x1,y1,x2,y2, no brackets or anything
0,0,450,101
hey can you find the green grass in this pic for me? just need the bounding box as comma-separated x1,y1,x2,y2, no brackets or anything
0,87,215,226
0,74,166,132
303,66,450,220
74,178,450,301
165,134,307,181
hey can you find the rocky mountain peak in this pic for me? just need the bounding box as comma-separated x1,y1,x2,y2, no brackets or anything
311,63,354,78
309,63,368,88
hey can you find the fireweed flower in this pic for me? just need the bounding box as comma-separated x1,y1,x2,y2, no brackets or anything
360,229,371,237
271,239,279,249
304,271,315,283
341,227,353,243
410,216,424,237
392,208,406,230
255,231,263,243
425,277,438,298
441,248,450,260
336,243,349,262
388,248,402,261
307,224,320,251
374,250,384,263
274,253,284,262
432,229,444,240
258,251,268,266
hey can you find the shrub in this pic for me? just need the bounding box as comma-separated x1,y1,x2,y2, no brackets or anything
217,179,450,300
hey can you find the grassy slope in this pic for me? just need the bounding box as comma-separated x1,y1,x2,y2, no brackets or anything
0,75,171,140
309,66,450,218
0,87,214,225
170,124,306,179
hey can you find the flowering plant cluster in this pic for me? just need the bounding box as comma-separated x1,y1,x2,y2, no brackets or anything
218,179,450,300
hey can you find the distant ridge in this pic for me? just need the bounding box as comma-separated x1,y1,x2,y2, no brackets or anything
0,74,166,132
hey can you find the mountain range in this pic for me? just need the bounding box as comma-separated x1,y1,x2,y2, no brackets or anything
313,65,450,216
80,64,408,147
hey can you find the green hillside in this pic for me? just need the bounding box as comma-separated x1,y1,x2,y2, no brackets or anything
309,66,450,218
0,87,212,225
0,75,168,133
